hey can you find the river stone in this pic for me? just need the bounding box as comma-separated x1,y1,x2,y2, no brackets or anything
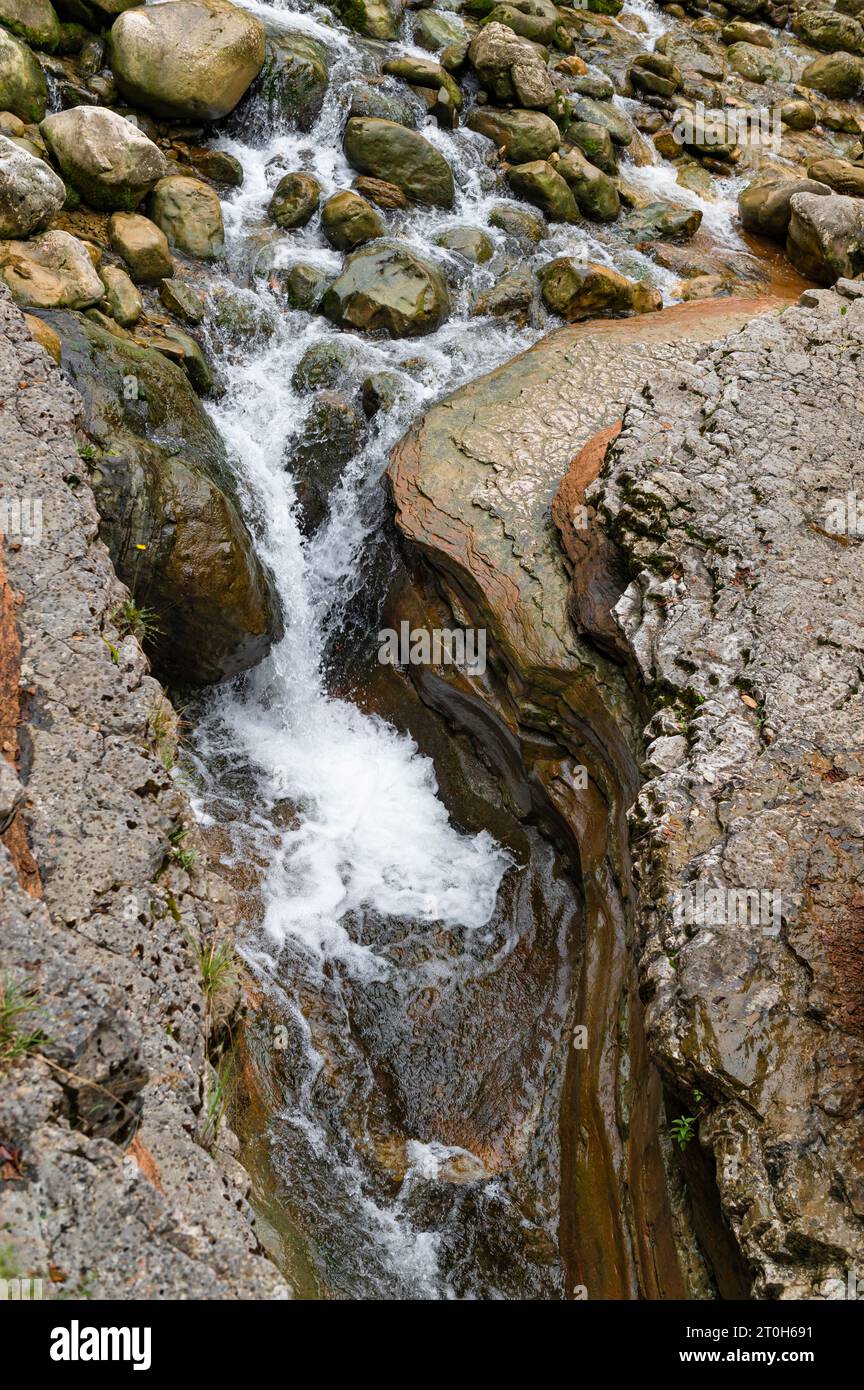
0,132,64,236
331,0,398,41
0,0,60,49
792,8,864,54
538,257,662,319
40,107,167,212
565,120,617,173
726,40,791,82
0,228,103,307
507,160,581,223
621,200,702,242
188,148,243,186
268,171,320,229
382,56,462,112
99,261,141,326
291,338,354,392
435,225,494,264
245,27,329,133
808,157,864,198
108,211,173,282
488,199,547,241
558,146,620,221
787,189,864,283
471,265,535,323
738,177,832,242
0,26,47,120
566,95,633,146
567,72,614,100
628,52,681,98
322,241,450,338
320,189,384,251
467,107,560,162
721,19,773,46
353,175,407,210
109,0,266,121
43,309,280,685
413,9,464,51
800,50,864,98
779,98,817,130
271,261,327,309
468,22,555,109
349,82,417,129
483,0,564,47
148,175,224,261
343,117,454,209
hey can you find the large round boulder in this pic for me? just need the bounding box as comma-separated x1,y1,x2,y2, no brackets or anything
322,241,450,337
0,133,64,237
267,171,320,228
320,189,384,250
808,157,864,198
239,26,329,133
0,26,47,121
792,8,864,54
466,107,560,162
40,106,167,211
0,229,104,308
538,258,662,320
109,211,174,282
343,117,454,208
800,50,864,98
147,174,224,260
738,177,832,242
786,190,864,283
109,0,266,121
507,159,581,223
0,0,61,50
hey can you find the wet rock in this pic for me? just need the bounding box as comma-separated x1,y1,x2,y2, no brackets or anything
322,240,450,338
507,159,581,223
245,26,329,133
0,228,103,307
268,261,327,310
110,0,266,121
0,26,47,121
320,189,384,250
435,225,494,263
787,189,864,283
343,116,454,209
726,40,791,82
210,281,275,341
471,264,535,323
331,0,398,41
382,55,462,112
779,98,817,130
558,146,620,221
738,176,832,241
349,82,417,129
99,262,141,326
23,306,60,358
792,7,864,55
108,210,173,283
467,106,561,162
413,9,464,51
158,276,206,323
488,199,547,241
483,0,567,47
0,132,64,236
353,174,407,210
289,390,365,530
291,338,354,392
565,120,617,173
148,174,224,261
565,71,614,100
362,368,401,416
468,21,555,109
621,200,702,242
807,157,863,201
186,148,244,186
268,171,321,229
566,94,634,146
48,309,281,685
40,107,167,211
538,256,662,318
629,52,681,98
721,19,773,46
800,50,864,99
0,0,60,49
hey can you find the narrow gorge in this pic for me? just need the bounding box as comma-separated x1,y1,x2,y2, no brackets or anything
0,0,862,1309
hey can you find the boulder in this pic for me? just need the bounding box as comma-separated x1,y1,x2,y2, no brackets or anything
109,0,266,121
353,174,407,210
44,310,281,686
242,26,329,133
0,0,61,50
565,95,633,147
40,107,167,212
330,0,398,41
0,132,64,236
99,261,141,326
413,9,464,51
108,210,173,282
435,225,494,263
792,8,864,54
322,241,450,338
566,120,617,173
268,171,320,228
726,41,791,83
382,56,462,112
0,229,103,307
621,200,702,242
343,117,454,209
0,26,47,120
466,106,560,162
721,19,773,47
800,50,864,98
779,98,817,130
808,157,864,198
148,174,224,260
320,189,384,250
538,257,662,319
291,339,354,392
468,22,555,109
158,276,206,323
488,200,546,241
349,81,416,129
738,177,832,242
507,159,581,223
628,52,681,98
471,265,535,323
787,190,864,283
288,391,365,532
557,146,619,221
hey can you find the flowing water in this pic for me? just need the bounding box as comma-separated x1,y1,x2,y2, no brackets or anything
188,0,762,1298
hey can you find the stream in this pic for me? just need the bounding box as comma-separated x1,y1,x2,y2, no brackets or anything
186,0,768,1299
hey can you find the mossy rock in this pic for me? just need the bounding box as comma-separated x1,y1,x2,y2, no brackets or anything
0,0,61,51
239,25,330,133
0,26,48,121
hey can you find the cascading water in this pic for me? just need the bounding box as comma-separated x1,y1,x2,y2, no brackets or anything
188,0,764,1298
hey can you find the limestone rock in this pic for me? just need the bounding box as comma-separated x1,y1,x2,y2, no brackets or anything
0,132,63,237
343,117,454,209
41,106,167,212
322,241,450,338
108,211,173,283
538,257,662,319
787,190,864,283
148,174,224,261
0,229,103,308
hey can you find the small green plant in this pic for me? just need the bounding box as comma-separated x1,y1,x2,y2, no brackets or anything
198,939,237,1004
0,975,46,1071
100,633,120,666
113,598,161,645
168,826,196,872
76,441,97,462
0,1244,20,1280
201,1051,233,1145
670,1115,697,1150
